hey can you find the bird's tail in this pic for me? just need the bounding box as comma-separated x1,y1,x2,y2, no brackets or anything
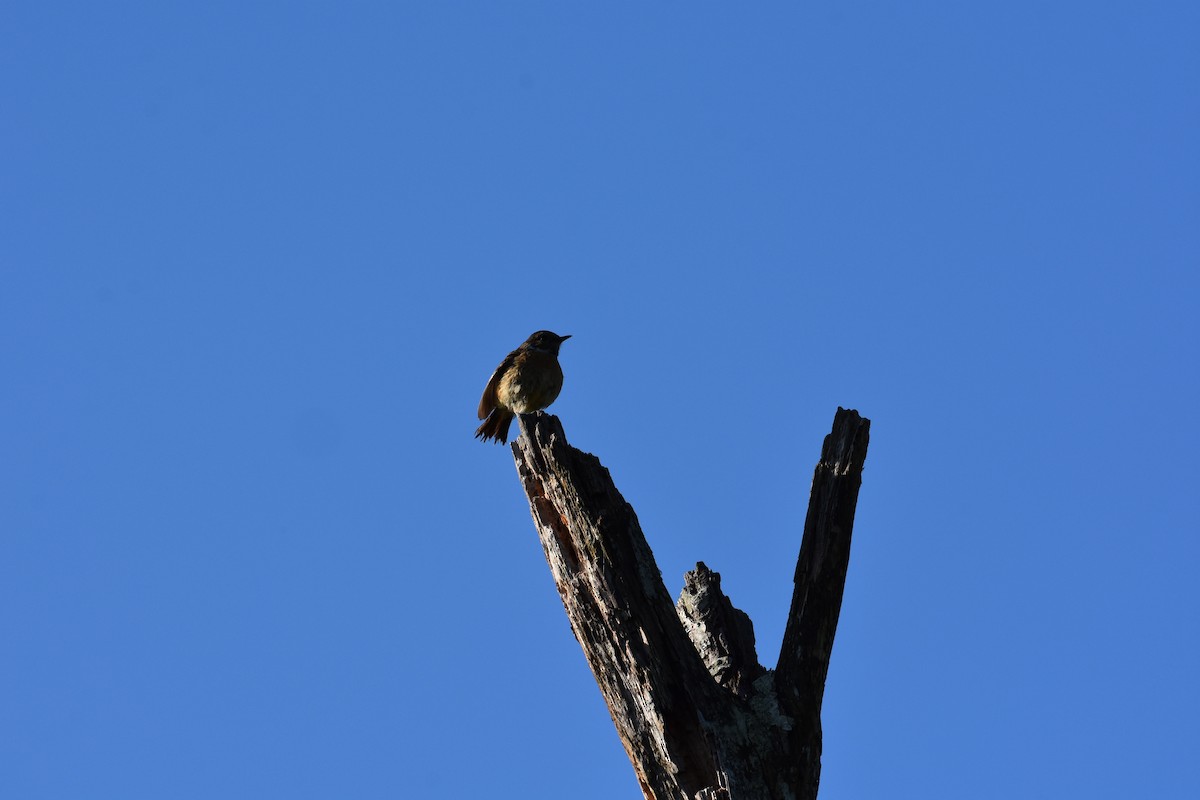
475,410,515,444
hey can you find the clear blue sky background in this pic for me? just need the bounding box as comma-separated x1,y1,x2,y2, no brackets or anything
3,3,1198,798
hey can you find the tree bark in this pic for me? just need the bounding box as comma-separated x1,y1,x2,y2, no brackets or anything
511,408,870,800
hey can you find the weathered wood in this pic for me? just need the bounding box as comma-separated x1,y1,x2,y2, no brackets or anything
511,409,870,800
676,562,766,700
775,407,872,798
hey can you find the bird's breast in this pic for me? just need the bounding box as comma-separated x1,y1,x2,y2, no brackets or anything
498,353,564,414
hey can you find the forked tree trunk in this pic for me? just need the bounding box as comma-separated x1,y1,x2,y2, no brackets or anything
511,408,870,800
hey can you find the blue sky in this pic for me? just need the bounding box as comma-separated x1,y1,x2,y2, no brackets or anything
3,2,1197,798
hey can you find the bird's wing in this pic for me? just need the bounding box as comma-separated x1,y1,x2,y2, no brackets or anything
477,351,516,419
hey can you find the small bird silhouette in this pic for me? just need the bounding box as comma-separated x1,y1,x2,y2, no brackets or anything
475,330,571,444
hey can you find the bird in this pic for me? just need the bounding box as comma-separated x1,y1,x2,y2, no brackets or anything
475,330,571,444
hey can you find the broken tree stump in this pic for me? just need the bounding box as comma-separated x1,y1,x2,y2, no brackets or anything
511,408,870,800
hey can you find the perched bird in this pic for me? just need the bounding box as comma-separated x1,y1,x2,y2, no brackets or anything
475,330,571,444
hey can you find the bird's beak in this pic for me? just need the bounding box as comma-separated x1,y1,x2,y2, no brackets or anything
559,334,572,342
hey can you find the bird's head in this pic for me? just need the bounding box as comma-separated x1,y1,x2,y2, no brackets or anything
524,330,571,355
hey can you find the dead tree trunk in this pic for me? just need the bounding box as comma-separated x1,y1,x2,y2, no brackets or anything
511,408,870,800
